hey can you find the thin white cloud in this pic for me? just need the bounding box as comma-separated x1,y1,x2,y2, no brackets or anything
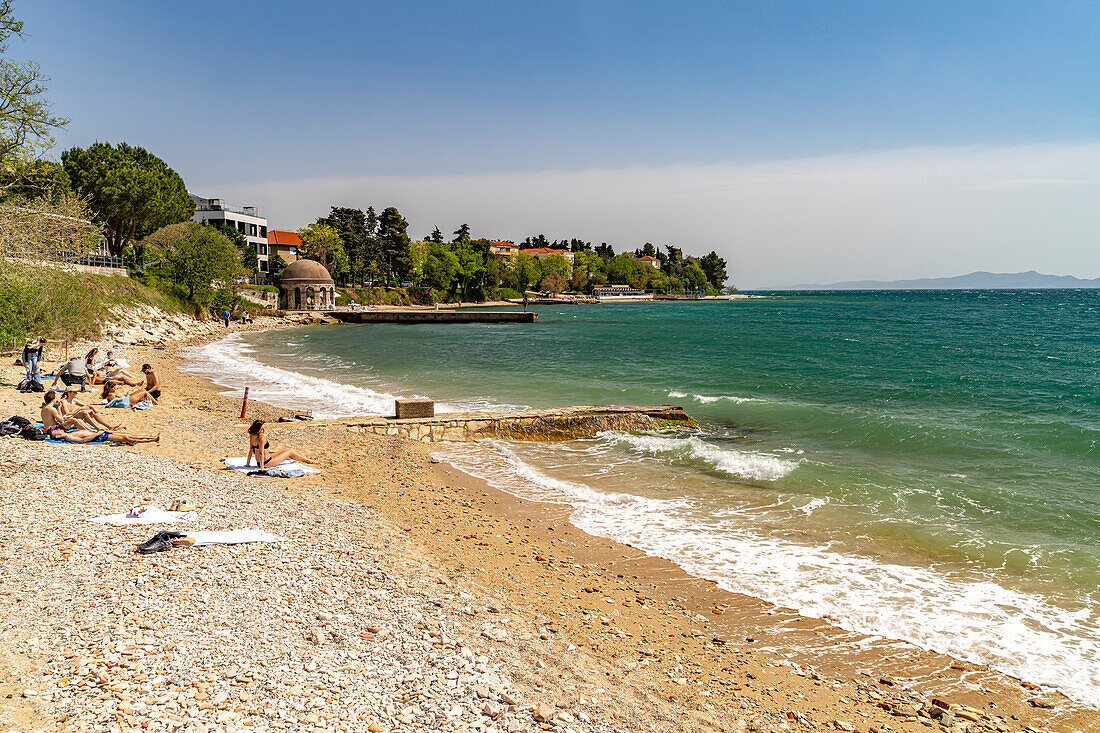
197,141,1100,288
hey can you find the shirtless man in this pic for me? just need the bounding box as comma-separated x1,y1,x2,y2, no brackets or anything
46,424,160,445
41,392,96,431
59,388,121,431
141,364,162,403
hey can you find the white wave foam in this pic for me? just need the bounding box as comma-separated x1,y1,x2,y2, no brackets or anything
436,441,1100,708
668,390,763,404
800,497,829,516
182,333,406,418
599,431,799,481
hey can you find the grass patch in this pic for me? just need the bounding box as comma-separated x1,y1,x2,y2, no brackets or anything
0,263,189,350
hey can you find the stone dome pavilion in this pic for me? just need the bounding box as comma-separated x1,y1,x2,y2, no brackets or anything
278,259,336,310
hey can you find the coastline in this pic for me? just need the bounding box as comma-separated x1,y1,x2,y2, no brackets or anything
0,318,1096,732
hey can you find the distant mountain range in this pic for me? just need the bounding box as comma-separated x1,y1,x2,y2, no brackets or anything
766,270,1100,290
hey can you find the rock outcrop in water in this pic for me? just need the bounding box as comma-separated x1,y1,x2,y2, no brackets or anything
344,405,697,443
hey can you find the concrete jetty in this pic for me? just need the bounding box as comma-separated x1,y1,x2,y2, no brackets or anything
342,404,696,443
327,310,538,324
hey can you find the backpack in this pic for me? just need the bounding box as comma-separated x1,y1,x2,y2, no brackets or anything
0,421,20,436
20,425,47,441
17,379,43,393
7,415,31,428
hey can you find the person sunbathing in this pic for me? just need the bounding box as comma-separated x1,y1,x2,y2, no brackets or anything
41,392,96,431
59,388,121,431
46,424,159,445
245,420,314,468
103,352,139,381
102,383,155,408
87,371,142,386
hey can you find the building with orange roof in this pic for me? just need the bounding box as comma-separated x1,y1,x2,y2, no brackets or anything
520,247,575,266
638,255,661,269
489,240,519,260
267,230,301,267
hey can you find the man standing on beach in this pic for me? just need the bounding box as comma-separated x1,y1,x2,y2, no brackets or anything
22,337,45,383
223,310,230,327
141,364,162,404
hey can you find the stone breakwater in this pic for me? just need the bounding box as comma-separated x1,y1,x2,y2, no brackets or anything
0,442,616,733
343,405,697,443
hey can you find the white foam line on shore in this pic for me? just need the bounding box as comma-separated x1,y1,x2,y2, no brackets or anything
182,333,404,418
182,333,523,418
433,438,1100,708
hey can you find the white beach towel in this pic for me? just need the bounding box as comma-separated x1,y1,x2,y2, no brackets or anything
183,528,286,545
90,506,198,525
223,457,319,474
96,358,129,370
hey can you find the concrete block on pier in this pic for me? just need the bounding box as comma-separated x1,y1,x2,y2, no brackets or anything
396,398,435,419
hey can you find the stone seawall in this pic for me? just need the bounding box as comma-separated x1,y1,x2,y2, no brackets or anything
343,405,695,443
328,310,538,324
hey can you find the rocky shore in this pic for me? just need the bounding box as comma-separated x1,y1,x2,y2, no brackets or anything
0,314,1095,733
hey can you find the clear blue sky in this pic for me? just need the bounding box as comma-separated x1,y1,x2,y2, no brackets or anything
16,1,1100,285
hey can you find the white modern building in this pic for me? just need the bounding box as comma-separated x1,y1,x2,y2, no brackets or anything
190,194,270,280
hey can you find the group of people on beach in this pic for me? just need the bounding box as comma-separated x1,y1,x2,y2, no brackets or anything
20,337,312,466
18,340,163,446
44,347,163,401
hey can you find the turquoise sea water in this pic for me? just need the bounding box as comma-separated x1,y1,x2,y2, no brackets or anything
185,291,1100,705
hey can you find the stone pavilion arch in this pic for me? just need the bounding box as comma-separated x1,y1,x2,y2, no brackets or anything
278,259,336,310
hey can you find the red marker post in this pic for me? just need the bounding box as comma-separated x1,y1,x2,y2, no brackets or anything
239,386,249,419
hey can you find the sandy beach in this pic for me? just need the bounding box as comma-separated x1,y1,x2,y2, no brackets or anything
0,317,1096,733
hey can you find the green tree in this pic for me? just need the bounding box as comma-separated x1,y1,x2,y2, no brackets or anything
452,240,486,300
317,206,368,282
512,253,541,295
268,253,289,283
539,253,571,280
297,222,349,279
683,260,708,291
606,253,644,286
699,251,728,289
206,220,257,278
452,223,471,243
0,159,70,199
422,242,460,291
62,142,193,255
540,271,568,293
153,221,242,303
427,226,444,243
378,206,413,281
0,3,68,194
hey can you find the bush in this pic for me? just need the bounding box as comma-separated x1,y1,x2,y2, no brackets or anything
494,287,523,300
0,263,188,347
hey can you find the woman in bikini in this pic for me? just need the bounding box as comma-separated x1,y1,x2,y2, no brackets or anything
46,424,160,445
102,383,156,408
245,420,314,468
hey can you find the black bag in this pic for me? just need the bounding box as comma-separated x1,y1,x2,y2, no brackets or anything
16,379,44,393
7,415,31,427
0,421,20,436
20,425,47,441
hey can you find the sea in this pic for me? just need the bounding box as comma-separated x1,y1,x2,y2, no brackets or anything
183,290,1100,706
